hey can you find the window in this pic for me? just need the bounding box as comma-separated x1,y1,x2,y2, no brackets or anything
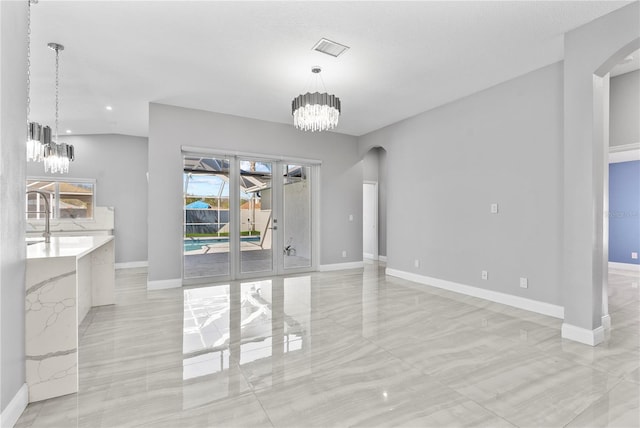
26,178,95,220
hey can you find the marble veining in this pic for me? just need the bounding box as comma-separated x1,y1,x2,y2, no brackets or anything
26,270,76,296
15,265,640,427
25,236,115,403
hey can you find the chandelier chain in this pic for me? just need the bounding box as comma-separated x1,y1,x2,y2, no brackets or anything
54,45,60,142
26,0,32,134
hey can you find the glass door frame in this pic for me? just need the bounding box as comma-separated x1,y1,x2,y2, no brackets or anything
182,147,320,284
234,155,278,279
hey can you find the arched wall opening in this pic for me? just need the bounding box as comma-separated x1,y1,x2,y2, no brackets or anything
362,146,388,262
561,1,639,346
593,39,640,332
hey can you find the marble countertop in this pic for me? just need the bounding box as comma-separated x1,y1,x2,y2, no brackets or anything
27,235,114,259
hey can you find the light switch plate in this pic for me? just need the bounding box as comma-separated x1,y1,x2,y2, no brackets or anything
490,203,498,214
520,277,528,288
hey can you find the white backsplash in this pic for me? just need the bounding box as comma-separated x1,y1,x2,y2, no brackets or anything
27,206,114,236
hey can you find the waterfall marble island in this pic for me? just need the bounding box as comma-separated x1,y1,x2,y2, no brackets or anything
25,236,115,403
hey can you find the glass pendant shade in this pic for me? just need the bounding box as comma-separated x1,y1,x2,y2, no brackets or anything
27,122,50,162
44,141,74,174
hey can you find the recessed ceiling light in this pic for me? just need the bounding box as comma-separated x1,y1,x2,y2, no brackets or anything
65,129,72,133
105,106,113,111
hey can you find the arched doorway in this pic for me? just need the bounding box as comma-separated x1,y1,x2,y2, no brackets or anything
594,41,640,332
362,147,387,263
562,14,639,345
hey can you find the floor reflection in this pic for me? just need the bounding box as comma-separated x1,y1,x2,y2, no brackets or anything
182,277,310,384
15,263,640,427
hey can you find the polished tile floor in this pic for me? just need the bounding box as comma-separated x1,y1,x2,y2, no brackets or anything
15,263,639,427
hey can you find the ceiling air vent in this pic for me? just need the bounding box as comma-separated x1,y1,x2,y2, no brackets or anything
312,38,350,57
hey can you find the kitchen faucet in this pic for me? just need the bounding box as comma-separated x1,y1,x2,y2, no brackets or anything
26,190,51,243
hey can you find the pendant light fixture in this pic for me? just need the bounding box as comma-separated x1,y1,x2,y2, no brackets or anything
291,66,341,132
26,0,50,162
43,42,74,174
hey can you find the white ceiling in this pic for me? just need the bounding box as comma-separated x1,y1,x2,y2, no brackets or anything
28,1,635,138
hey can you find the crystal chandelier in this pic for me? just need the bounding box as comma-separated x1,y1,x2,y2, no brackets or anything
44,42,74,174
291,67,341,132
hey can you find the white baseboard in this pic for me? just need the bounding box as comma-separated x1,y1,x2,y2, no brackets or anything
115,261,148,269
318,261,365,272
608,262,640,272
378,255,387,262
1,383,28,428
147,278,182,290
363,253,377,261
561,323,605,346
602,314,611,330
385,268,565,319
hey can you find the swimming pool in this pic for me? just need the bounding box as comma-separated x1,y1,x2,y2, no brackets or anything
184,236,260,252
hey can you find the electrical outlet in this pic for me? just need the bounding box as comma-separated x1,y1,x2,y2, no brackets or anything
342,250,347,258
414,259,420,268
481,270,488,280
632,252,638,260
349,214,354,222
490,203,499,214
520,277,528,289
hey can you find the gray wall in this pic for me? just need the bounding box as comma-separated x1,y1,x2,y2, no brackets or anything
610,70,640,147
362,147,387,257
563,2,639,332
26,134,149,264
359,62,563,306
0,0,27,412
148,103,361,283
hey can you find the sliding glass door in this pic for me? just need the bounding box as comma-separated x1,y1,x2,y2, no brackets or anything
239,159,273,275
282,164,312,270
183,156,231,279
183,153,316,282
